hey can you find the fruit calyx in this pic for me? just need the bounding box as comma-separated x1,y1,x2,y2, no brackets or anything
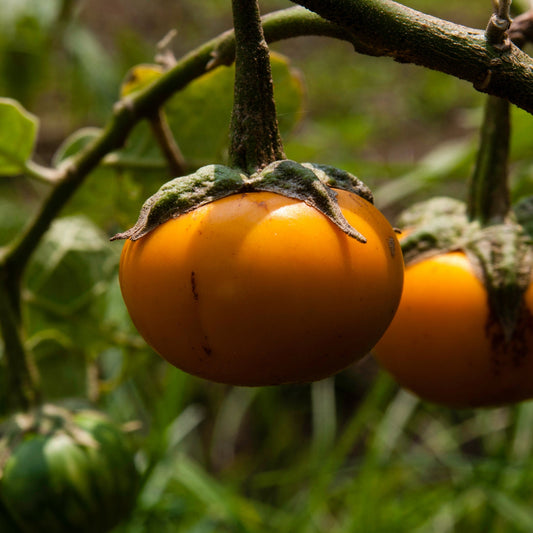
398,196,533,341
111,160,373,242
0,403,109,474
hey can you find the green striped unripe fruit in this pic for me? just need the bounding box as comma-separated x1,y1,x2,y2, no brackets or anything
0,404,139,533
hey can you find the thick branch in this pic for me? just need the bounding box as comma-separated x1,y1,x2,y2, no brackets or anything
290,0,533,113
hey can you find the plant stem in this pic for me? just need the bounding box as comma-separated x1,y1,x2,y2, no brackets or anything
0,278,39,412
486,0,513,46
229,0,285,173
148,110,186,176
467,95,511,225
290,0,533,112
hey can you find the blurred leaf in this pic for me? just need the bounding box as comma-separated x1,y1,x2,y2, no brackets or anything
63,24,119,106
311,377,336,457
115,52,304,169
53,127,164,231
0,0,61,33
113,120,165,172
120,64,164,97
52,126,103,166
0,97,38,176
175,453,261,530
0,195,30,245
487,490,533,532
375,138,475,209
26,329,87,400
24,215,118,315
166,51,303,164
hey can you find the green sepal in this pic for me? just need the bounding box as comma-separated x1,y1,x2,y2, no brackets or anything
248,160,369,242
300,162,373,203
112,160,373,243
465,222,533,340
0,402,99,473
397,196,533,340
398,197,468,265
111,165,247,241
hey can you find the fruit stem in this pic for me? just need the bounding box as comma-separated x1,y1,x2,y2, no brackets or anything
467,94,511,225
229,0,286,174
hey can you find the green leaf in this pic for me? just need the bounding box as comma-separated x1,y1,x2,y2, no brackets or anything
24,215,119,315
0,196,30,246
175,454,261,529
0,97,38,176
26,330,87,401
166,52,304,164
52,127,102,167
120,64,164,97
115,53,304,171
53,128,157,232
487,489,533,532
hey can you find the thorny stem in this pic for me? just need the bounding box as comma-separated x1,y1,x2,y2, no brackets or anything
229,0,285,173
467,95,511,225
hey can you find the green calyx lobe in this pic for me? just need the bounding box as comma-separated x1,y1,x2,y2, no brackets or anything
399,197,533,340
0,404,103,465
112,160,373,242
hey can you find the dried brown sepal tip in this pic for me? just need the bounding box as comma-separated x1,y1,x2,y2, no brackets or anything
111,160,373,243
398,196,533,341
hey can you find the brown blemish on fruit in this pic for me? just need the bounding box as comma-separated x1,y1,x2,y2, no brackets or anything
191,271,199,301
388,236,396,258
202,338,212,356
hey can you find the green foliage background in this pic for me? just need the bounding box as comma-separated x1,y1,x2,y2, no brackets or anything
3,1,533,532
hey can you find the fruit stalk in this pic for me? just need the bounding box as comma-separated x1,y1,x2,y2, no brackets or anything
229,0,285,173
467,94,511,225
468,1,513,224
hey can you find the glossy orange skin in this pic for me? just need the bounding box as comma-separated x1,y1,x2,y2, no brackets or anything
119,189,404,386
373,251,533,407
